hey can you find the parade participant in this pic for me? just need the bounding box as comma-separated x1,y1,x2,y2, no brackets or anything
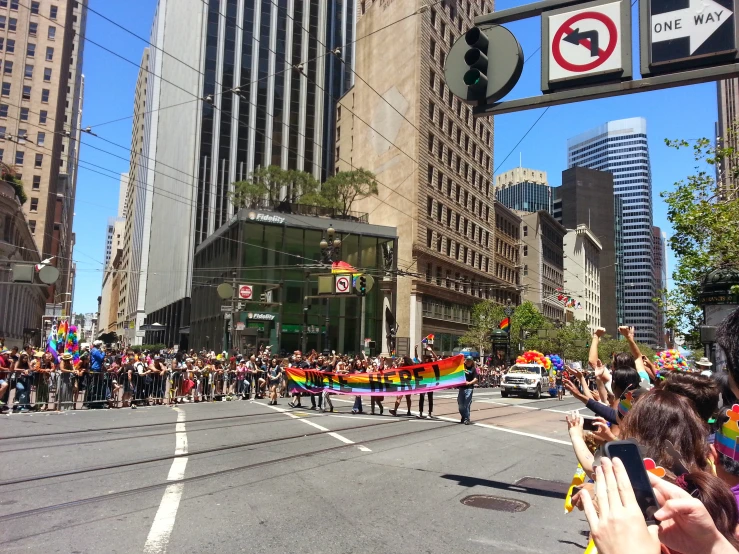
417,345,437,418
267,358,282,405
389,356,414,417
457,356,478,425
350,357,364,414
288,351,309,408
57,353,76,411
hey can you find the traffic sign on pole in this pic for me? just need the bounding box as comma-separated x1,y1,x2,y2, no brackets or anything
238,284,253,299
641,0,735,75
335,275,351,294
543,0,631,90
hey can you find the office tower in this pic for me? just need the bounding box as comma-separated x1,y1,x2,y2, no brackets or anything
652,226,667,348
518,211,566,321
564,224,602,333
0,0,86,304
717,79,739,200
335,0,518,352
567,118,658,346
139,0,355,346
495,167,552,213
554,167,619,332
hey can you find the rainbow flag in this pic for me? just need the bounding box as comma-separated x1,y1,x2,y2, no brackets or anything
331,261,357,274
499,317,510,331
286,355,467,396
421,334,435,344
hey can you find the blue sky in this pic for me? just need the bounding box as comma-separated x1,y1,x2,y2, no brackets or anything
72,0,715,313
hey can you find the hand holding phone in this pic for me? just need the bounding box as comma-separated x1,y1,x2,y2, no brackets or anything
602,440,660,525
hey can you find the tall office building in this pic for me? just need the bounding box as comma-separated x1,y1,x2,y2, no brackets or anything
567,118,658,346
553,167,619,332
336,0,518,352
717,79,739,200
564,224,602,333
139,0,356,346
652,226,667,348
0,0,86,305
495,167,552,213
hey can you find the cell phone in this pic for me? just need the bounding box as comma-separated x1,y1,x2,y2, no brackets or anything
602,440,659,525
582,418,598,432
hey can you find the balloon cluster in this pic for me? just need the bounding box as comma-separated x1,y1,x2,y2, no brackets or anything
548,353,564,373
654,349,689,372
516,350,552,371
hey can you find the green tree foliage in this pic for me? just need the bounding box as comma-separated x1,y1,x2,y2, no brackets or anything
1,162,26,204
596,335,656,364
459,300,548,355
661,136,739,346
231,166,322,209
320,168,379,215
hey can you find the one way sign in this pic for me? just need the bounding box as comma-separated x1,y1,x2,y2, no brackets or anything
644,0,737,73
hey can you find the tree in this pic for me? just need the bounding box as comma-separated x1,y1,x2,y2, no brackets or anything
597,335,656,364
98,331,118,345
661,135,739,346
1,162,25,204
231,166,321,209
320,168,379,215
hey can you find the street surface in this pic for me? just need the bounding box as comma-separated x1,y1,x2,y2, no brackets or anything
0,391,593,553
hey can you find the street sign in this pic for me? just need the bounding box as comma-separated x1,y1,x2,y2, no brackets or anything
221,305,234,312
396,337,410,356
543,0,631,90
335,274,351,294
246,312,276,321
642,0,736,75
238,284,253,299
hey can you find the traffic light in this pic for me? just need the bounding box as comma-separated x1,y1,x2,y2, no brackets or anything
462,28,489,100
260,293,267,302
357,275,367,297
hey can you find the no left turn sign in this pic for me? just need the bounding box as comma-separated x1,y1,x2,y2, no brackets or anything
335,275,351,294
545,0,629,87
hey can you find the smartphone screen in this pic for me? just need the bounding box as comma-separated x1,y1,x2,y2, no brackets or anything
603,441,659,524
582,418,598,432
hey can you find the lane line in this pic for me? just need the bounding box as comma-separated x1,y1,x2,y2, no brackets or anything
358,445,372,452
265,403,356,445
143,408,188,554
434,415,571,446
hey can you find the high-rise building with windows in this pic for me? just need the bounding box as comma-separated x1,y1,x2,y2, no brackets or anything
137,0,356,347
0,0,86,307
335,0,517,352
567,118,657,346
717,79,739,201
495,167,552,213
652,226,667,348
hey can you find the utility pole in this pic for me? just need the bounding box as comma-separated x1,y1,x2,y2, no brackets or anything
229,271,237,353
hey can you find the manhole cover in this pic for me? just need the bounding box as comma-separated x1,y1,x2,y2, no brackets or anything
461,495,529,512
514,477,570,496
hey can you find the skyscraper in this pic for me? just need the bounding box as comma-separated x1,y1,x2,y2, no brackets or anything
652,226,667,348
0,0,86,305
568,118,657,346
716,79,739,201
137,0,356,346
495,167,552,213
554,167,619,332
335,0,516,352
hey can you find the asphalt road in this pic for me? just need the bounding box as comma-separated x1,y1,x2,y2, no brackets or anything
0,390,594,554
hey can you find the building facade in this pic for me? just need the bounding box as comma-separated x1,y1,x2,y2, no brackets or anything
564,224,602,332
519,210,566,322
495,167,552,213
567,118,658,346
335,0,515,351
717,79,739,201
140,0,357,347
553,167,619,331
652,225,667,348
189,208,396,354
98,249,121,337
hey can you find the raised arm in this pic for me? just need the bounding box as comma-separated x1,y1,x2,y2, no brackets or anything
589,327,605,369
618,326,646,376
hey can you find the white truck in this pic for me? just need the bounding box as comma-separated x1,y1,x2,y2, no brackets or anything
500,363,549,399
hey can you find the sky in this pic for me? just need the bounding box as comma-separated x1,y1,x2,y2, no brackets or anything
71,0,717,313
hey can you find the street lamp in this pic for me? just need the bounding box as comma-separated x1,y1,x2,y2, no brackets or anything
318,225,342,352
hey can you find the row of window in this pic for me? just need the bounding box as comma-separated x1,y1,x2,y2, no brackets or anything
0,145,44,166
0,16,56,39
0,1,58,19
2,60,53,81
0,103,48,123
0,38,54,60
0,127,44,144
569,134,648,156
1,81,50,101
428,102,490,170
428,164,492,218
426,196,490,248
427,132,489,190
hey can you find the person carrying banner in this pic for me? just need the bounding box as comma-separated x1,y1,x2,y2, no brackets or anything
389,356,414,417
417,344,438,419
458,356,478,424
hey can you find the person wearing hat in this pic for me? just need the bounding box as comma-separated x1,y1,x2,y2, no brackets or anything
696,356,714,377
57,353,76,410
457,356,478,425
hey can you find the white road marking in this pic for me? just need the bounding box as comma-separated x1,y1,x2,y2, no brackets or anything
328,414,377,421
265,403,355,445
435,415,571,445
143,408,188,553
358,445,372,452
328,432,355,444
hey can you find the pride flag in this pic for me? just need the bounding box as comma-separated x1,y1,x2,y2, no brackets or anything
499,317,510,331
421,334,435,344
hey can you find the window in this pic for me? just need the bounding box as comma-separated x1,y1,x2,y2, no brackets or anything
43,67,51,82
0,1,6,7
10,0,17,9
27,43,35,57
16,129,26,143
22,85,31,99
45,46,53,61
29,22,37,37
426,228,433,248
15,150,23,165
41,88,48,102
34,153,42,167
523,245,528,256
0,148,3,161
0,16,6,29
31,1,39,14
29,197,37,212
36,132,44,146
8,18,16,32
523,264,528,276
523,225,528,237
430,38,436,59
47,26,55,40
19,107,27,121
38,110,46,123
3,61,11,75
0,39,3,52
0,105,6,118
24,64,32,78
0,126,6,138
1,82,9,96
29,220,35,233
32,175,40,190
6,39,13,53
49,5,58,19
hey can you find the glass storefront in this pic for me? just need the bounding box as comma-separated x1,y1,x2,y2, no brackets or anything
191,210,397,355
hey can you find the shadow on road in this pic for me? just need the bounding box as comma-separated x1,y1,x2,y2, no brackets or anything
440,473,567,500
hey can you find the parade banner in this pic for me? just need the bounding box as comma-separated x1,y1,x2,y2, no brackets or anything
286,355,467,397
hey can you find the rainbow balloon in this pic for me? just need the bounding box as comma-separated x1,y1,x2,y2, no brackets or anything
654,349,689,372
516,350,552,371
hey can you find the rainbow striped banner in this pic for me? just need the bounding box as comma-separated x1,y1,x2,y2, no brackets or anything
286,355,467,397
